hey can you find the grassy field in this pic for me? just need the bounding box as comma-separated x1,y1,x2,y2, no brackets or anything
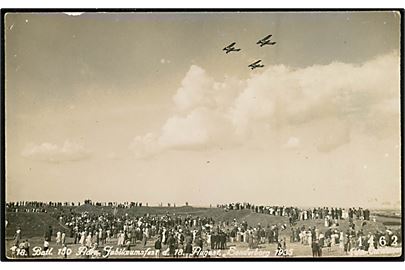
4,206,402,259
5,212,70,239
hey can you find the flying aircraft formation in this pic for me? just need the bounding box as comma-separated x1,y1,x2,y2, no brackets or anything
248,60,264,70
223,34,277,70
223,42,241,54
256,34,277,47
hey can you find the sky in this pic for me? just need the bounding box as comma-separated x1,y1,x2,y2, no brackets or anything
5,11,402,208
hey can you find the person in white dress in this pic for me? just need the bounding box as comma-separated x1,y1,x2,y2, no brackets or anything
106,229,111,242
98,229,103,244
85,232,93,248
324,217,329,227
237,230,242,242
56,231,61,245
162,228,167,244
307,231,312,245
206,231,212,248
299,231,305,244
79,231,86,246
367,234,375,253
61,232,66,245
339,231,344,250
117,231,125,247
331,233,337,246
342,209,348,219
358,235,363,250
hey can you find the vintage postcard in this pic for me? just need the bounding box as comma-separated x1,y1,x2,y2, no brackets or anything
1,10,403,260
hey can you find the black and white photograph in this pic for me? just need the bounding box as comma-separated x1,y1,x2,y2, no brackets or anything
1,9,403,261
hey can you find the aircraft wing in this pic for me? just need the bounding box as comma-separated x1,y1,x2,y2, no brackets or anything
225,42,236,49
263,34,272,41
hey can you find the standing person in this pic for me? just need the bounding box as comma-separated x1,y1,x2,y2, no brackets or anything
319,233,325,249
56,231,61,245
85,232,93,248
167,233,176,257
117,231,125,247
331,232,337,247
45,225,53,243
22,239,30,257
243,230,248,244
43,239,50,252
10,245,17,258
195,236,203,256
98,229,103,246
274,226,279,244
339,231,344,250
316,241,323,257
142,229,147,246
219,231,227,249
185,237,193,257
237,229,242,243
13,228,21,247
130,228,136,245
324,216,329,227
344,233,351,254
258,227,264,245
74,227,79,244
211,231,216,250
79,231,86,246
106,228,111,243
230,228,235,243
61,244,68,259
61,232,66,245
367,233,375,253
162,228,167,245
248,231,254,249
266,225,273,244
311,240,319,257
307,231,312,246
94,230,100,246
154,235,162,258
290,227,295,243
206,231,212,249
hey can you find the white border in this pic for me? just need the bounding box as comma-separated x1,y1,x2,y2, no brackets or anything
1,0,403,269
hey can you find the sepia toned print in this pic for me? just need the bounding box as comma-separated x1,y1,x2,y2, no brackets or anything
2,10,402,260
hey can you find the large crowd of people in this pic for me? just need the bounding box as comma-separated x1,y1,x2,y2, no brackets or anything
5,200,150,213
6,201,401,258
220,202,372,224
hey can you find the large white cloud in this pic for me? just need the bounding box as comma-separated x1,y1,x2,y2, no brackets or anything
158,108,234,149
130,51,399,158
173,65,216,112
172,65,244,113
231,52,399,133
22,140,91,163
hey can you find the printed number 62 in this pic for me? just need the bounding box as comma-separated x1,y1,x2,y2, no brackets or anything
379,235,398,247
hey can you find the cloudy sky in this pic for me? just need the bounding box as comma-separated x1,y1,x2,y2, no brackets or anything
5,11,401,208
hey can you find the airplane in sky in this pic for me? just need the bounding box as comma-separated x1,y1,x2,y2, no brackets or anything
248,60,264,70
256,34,277,47
223,42,241,54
